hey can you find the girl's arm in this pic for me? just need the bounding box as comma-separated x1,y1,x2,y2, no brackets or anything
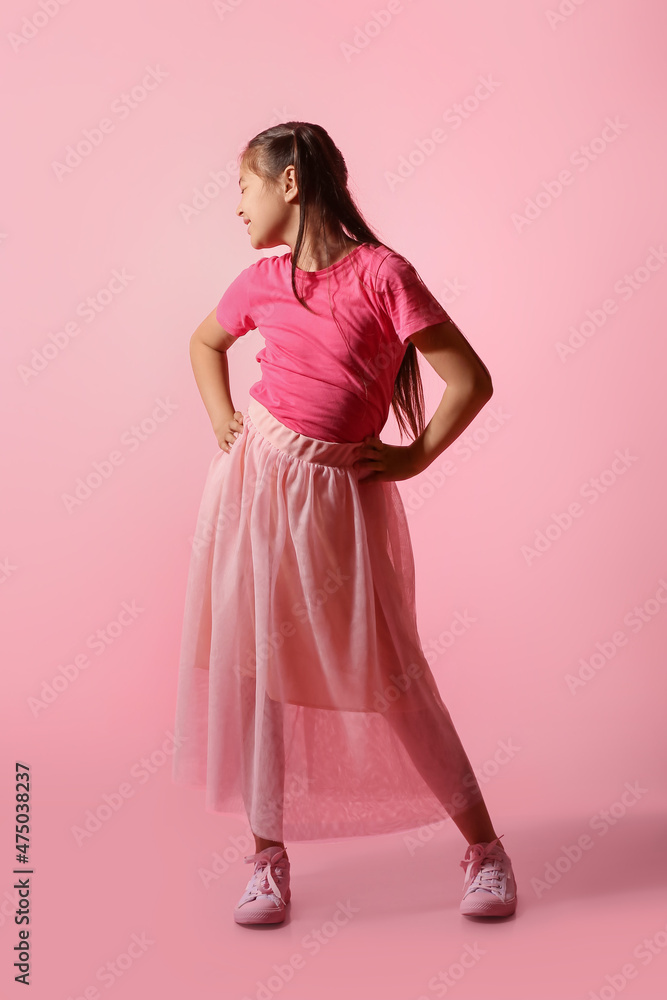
407,319,494,475
189,308,239,436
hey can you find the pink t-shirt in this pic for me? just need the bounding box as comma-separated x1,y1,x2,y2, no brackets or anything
215,241,451,443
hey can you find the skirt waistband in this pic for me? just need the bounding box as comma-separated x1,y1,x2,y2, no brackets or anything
247,398,365,468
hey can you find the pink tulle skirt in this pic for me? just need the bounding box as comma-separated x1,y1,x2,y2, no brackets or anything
171,397,481,843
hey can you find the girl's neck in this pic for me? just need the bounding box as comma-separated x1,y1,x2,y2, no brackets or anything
294,232,359,272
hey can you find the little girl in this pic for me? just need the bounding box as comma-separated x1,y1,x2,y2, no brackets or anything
172,121,517,924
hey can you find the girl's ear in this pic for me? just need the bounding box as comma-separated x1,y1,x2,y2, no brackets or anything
283,165,299,197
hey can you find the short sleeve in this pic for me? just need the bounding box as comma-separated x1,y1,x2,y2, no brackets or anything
215,263,257,337
377,252,451,343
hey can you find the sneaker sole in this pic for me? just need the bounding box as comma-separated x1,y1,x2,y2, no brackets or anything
234,905,287,925
460,894,517,917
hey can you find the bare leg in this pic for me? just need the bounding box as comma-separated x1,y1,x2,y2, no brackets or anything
246,689,288,854
252,831,287,854
450,798,499,846
383,696,501,846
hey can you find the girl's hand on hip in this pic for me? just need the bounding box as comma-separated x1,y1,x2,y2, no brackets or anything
354,435,421,483
215,411,244,453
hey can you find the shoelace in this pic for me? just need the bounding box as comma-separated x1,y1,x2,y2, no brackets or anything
460,836,508,894
241,851,288,903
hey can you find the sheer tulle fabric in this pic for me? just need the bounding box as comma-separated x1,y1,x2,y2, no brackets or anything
172,398,481,843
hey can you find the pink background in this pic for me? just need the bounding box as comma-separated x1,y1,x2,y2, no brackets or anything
3,1,667,997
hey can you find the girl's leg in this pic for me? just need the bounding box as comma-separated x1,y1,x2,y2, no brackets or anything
448,798,499,846
253,831,286,852
233,690,292,926
249,689,288,855
382,694,499,845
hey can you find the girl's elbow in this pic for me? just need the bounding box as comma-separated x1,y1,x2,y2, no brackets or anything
472,356,493,397
476,373,493,399
463,365,493,400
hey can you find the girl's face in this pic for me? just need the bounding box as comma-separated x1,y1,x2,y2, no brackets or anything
236,166,297,251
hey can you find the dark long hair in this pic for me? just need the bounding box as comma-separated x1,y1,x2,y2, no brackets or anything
239,121,444,441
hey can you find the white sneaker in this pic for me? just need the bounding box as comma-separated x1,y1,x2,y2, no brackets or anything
459,835,517,917
233,846,291,925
